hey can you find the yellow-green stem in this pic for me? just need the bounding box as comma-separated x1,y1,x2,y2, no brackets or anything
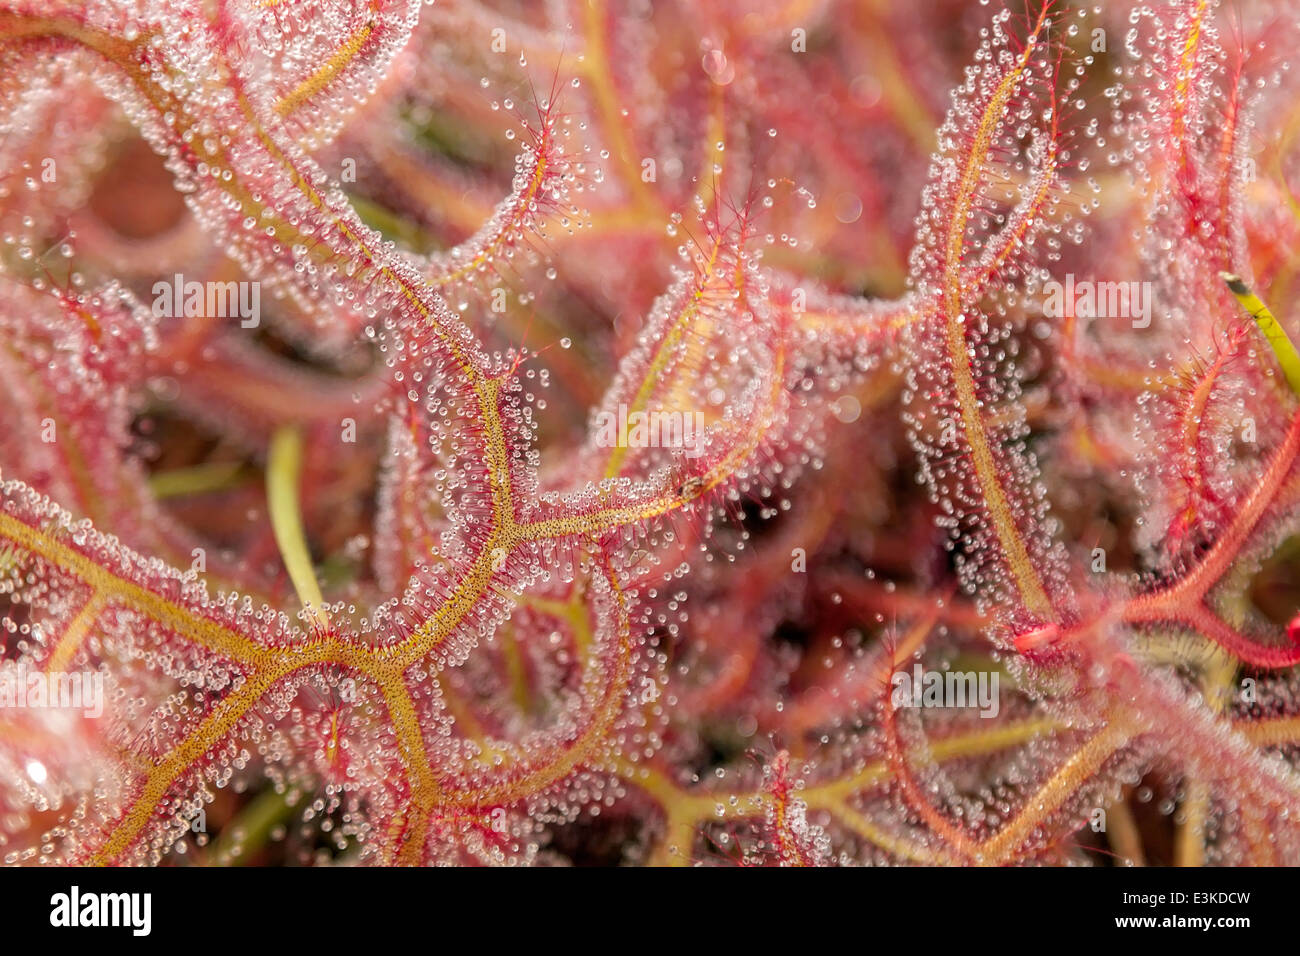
149,460,249,499
267,427,329,629
1222,272,1300,397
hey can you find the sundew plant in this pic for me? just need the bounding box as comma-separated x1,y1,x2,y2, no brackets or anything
2,0,1300,868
